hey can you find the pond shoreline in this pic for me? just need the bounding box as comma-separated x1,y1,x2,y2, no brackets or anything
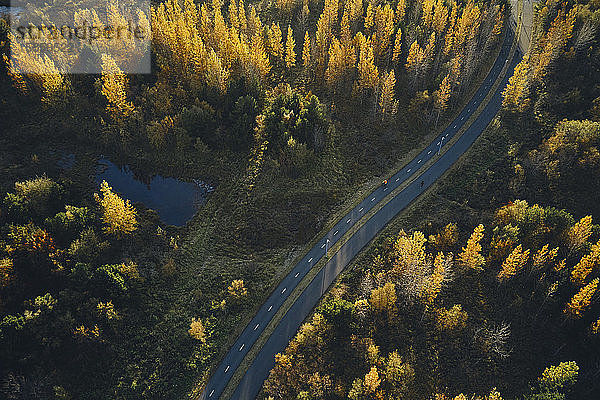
57,152,215,227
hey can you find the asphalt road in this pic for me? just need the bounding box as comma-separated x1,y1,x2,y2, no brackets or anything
200,25,521,400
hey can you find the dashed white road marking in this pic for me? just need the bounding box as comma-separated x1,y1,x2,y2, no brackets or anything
437,142,440,146
428,150,431,154
268,305,273,312
371,197,376,201
239,344,245,351
209,389,214,397
321,243,325,248
383,187,388,191
359,207,364,212
418,159,422,163
295,272,299,278
308,257,313,263
395,178,399,182
468,108,471,112
407,168,411,173
461,116,464,120
347,218,351,223
254,324,259,330
281,288,286,294
333,230,338,236
453,125,457,129
225,365,230,373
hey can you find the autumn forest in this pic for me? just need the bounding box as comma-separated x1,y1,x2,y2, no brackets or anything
1,0,600,398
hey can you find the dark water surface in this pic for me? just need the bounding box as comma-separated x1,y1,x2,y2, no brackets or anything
95,158,213,226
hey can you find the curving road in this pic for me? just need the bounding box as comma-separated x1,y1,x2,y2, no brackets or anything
200,20,522,400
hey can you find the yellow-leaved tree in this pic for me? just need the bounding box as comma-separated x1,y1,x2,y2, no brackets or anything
532,244,559,272
564,278,599,319
302,31,312,68
497,245,530,283
571,239,600,285
566,215,593,254
95,180,138,237
429,222,459,252
392,27,403,62
379,70,399,119
354,36,379,97
100,54,135,123
189,318,207,342
458,224,485,271
370,282,396,315
268,23,284,59
363,366,381,393
285,25,296,68
502,56,531,111
421,252,447,312
436,304,468,332
228,279,248,299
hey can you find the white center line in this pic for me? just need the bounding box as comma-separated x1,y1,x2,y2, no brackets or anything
334,230,338,235
294,272,299,278
281,288,286,294
359,207,364,212
209,389,214,397
268,305,272,312
254,324,259,330
347,218,351,223
225,365,230,373
239,344,245,351
371,197,376,201
308,257,313,263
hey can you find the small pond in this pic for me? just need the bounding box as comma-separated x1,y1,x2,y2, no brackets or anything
95,158,214,226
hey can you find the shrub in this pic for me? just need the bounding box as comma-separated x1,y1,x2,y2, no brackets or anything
180,101,218,145
2,192,29,221
13,176,62,217
262,84,327,154
229,95,260,149
0,257,15,289
188,318,207,342
45,205,94,243
227,279,248,299
68,228,109,264
93,264,128,295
